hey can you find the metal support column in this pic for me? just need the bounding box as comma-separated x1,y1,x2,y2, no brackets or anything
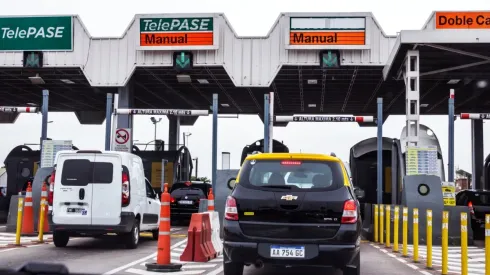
268,92,274,152
448,89,455,182
264,94,270,153
404,50,421,147
40,90,49,158
211,93,218,192
377,97,383,205
105,93,113,151
471,119,484,189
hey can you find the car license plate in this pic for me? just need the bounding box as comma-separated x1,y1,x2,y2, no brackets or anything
67,208,86,215
270,245,305,258
178,200,193,205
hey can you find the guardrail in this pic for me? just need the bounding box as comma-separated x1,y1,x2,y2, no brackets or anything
373,204,489,275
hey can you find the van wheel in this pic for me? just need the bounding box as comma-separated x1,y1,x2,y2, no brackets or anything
125,219,140,249
53,231,69,248
152,229,159,240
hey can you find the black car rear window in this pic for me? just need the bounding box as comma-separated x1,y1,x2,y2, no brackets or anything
242,159,345,191
61,160,114,186
171,188,206,197
170,182,211,197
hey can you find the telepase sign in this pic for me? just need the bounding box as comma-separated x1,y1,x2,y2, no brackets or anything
0,16,73,51
138,16,218,50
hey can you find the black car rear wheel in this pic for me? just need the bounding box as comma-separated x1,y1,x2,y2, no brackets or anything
342,252,360,275
223,253,244,275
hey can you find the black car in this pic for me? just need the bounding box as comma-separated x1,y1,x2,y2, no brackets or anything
170,181,211,222
456,189,490,238
222,153,364,275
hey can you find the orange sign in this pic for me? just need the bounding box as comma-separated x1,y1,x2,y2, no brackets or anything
436,12,490,29
140,33,213,47
289,31,365,46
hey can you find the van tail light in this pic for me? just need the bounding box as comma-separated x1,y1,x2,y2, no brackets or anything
48,170,56,206
225,196,238,221
468,201,475,215
341,199,358,224
122,172,130,207
171,197,175,203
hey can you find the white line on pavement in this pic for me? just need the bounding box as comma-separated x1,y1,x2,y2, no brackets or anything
126,268,205,275
205,266,224,275
104,238,188,275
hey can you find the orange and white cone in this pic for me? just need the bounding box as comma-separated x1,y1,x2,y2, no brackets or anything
207,188,215,212
21,183,35,235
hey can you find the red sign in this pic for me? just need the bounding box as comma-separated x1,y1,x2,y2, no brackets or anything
115,129,130,145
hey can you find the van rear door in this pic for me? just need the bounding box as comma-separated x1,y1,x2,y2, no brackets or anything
91,154,122,225
52,153,95,225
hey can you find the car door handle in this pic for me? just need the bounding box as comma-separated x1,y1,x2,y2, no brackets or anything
149,201,151,204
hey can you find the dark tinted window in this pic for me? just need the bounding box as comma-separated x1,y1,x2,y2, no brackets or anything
470,192,490,206
61,160,113,186
61,159,91,186
171,188,206,198
93,162,113,183
170,182,211,197
244,160,344,191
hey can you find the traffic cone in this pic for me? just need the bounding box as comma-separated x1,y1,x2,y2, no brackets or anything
207,188,215,212
145,183,183,272
21,183,35,235
38,183,50,233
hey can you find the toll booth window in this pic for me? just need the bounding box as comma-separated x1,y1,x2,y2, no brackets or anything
61,159,91,186
247,161,343,191
93,162,114,184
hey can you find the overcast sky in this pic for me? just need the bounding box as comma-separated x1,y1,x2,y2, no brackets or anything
1,0,490,179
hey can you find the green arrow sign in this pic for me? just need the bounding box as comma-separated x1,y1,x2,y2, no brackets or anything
321,51,339,68
175,52,191,69
24,52,42,68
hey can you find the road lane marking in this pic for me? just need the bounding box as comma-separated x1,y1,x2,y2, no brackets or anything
0,248,19,253
104,238,188,275
205,266,224,275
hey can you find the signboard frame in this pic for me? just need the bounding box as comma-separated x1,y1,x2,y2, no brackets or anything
285,15,370,50
136,14,220,51
40,140,73,168
113,128,132,152
0,15,74,52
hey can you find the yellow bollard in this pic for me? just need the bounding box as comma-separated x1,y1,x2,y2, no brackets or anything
485,214,490,275
402,207,408,257
380,204,384,244
38,198,46,243
393,206,399,252
413,208,419,262
461,212,468,275
386,205,391,248
442,211,449,275
374,204,379,243
15,197,24,246
426,209,433,269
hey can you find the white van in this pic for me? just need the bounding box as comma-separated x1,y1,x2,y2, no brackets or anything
47,150,161,249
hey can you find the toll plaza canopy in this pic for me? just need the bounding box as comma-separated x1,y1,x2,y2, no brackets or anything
0,11,489,125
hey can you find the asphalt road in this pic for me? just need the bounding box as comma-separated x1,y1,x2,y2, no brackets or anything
0,226,443,275
0,227,189,274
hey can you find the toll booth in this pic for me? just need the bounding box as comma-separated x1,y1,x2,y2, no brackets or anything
132,144,193,194
240,139,289,165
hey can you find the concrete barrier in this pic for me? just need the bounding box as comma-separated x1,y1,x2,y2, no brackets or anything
215,169,239,238
206,211,223,256
198,199,208,213
6,195,25,232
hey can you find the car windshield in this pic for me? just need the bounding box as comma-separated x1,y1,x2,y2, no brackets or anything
245,159,344,191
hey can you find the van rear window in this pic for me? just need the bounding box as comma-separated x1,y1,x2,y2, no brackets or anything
61,160,114,186
242,160,345,191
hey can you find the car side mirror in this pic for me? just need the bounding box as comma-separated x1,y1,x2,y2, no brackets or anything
227,178,237,190
354,187,365,199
